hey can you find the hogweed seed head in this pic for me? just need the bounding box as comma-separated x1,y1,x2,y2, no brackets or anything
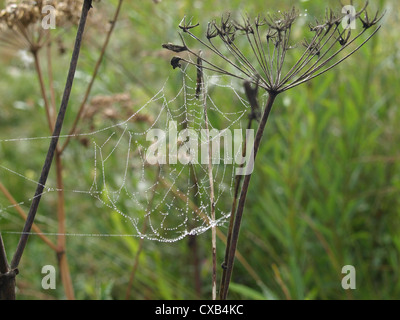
0,0,98,53
0,0,85,29
163,2,383,95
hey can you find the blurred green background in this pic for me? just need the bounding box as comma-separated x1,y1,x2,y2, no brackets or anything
0,0,399,299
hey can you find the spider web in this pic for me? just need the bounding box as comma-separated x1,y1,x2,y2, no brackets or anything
0,65,254,242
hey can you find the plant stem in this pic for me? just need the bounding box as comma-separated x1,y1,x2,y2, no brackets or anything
219,81,260,299
55,151,75,300
60,0,124,154
219,108,255,300
54,0,124,298
32,49,54,133
10,0,93,271
220,91,278,300
0,182,58,251
47,42,57,124
200,60,217,300
33,33,75,300
0,233,16,300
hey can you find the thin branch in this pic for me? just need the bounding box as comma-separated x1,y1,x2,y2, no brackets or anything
29,27,76,300
47,42,57,123
195,52,217,300
291,27,364,83
278,24,337,87
247,28,272,85
183,30,257,82
281,27,380,92
60,0,124,154
0,182,58,251
32,49,54,133
54,151,75,300
200,55,218,300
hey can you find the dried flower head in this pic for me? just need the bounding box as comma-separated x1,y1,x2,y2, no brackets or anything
0,0,95,52
0,0,84,29
163,2,383,94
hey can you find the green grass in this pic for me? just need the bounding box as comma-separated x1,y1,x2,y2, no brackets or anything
0,0,399,300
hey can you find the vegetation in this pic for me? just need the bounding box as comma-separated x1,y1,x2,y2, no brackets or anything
0,0,399,300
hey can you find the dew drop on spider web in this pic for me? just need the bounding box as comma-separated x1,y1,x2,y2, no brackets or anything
1,63,251,242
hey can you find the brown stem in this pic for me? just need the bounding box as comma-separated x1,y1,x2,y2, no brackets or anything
10,0,93,271
0,182,57,251
55,153,66,255
31,31,75,300
55,151,75,300
219,112,254,299
220,91,278,300
60,0,124,154
32,49,54,133
32,22,75,300
57,249,74,300
219,81,259,299
47,42,57,123
30,25,75,301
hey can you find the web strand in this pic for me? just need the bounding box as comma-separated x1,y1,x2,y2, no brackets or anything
1,65,253,242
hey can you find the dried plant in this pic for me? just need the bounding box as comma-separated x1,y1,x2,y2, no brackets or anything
0,0,124,300
0,0,93,301
0,0,84,26
163,1,384,300
165,3,383,94
0,0,87,52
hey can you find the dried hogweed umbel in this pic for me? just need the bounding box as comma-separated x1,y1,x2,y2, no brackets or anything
162,2,384,300
163,2,384,94
0,0,84,29
0,0,91,52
